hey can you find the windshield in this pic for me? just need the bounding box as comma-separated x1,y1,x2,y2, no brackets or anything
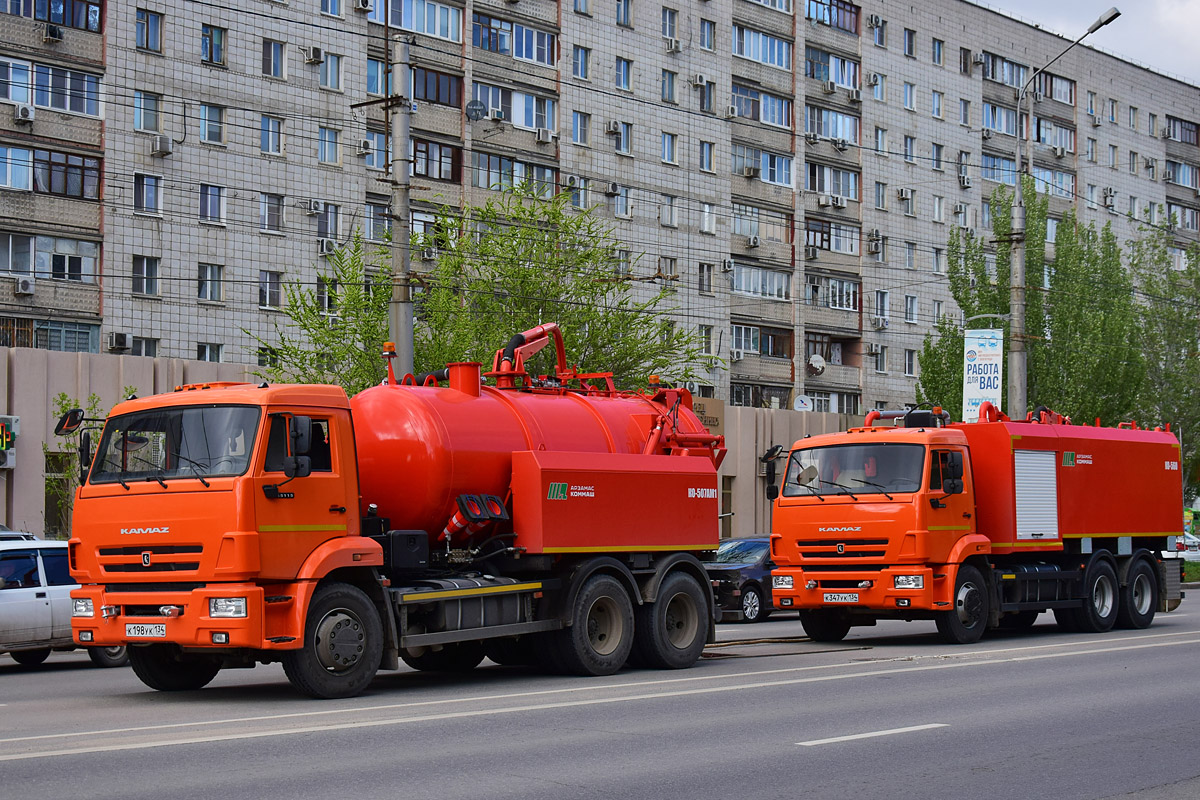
782,443,925,497
90,405,261,484
712,539,768,564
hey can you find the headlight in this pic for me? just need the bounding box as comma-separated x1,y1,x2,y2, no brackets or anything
72,598,94,617
209,597,248,618
773,575,794,589
893,575,924,590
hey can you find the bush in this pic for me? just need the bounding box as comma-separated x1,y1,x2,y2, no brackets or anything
1184,562,1200,583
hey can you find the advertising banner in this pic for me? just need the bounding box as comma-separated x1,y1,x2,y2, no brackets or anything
962,329,1003,423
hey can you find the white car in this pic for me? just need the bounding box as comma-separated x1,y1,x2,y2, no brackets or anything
0,538,127,667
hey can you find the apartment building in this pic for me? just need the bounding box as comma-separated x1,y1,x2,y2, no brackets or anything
1,0,1198,413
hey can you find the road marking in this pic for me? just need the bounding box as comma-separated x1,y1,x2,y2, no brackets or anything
2,634,1199,762
798,723,949,747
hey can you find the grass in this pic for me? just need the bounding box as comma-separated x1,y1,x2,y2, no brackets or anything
1185,562,1200,583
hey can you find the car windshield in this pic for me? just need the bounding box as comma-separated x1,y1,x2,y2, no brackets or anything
712,539,768,564
90,405,261,484
782,443,926,497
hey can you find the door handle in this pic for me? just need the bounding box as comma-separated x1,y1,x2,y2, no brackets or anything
329,505,346,513
36,592,46,598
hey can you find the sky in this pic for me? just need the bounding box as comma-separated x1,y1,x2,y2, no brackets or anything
983,0,1200,84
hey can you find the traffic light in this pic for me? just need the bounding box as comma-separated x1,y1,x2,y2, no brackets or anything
0,416,19,469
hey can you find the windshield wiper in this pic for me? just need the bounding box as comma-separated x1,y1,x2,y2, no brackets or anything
850,478,893,500
170,452,212,487
801,483,826,501
146,471,167,489
816,478,858,500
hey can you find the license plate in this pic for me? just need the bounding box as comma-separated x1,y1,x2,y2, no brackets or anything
126,623,166,638
824,592,858,603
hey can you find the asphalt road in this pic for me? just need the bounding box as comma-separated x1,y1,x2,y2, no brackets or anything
2,609,1199,800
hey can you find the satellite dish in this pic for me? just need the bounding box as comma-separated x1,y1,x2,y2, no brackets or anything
807,353,826,376
465,100,487,122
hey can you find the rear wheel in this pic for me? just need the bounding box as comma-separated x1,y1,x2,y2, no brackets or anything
128,645,220,691
1116,558,1157,630
401,641,486,672
1076,560,1119,633
631,571,708,669
799,610,852,642
282,582,383,699
87,646,129,668
9,648,51,666
935,565,989,644
546,574,634,676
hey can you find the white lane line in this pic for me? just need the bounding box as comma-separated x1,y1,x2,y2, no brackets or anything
798,723,949,747
2,635,1198,763
1,629,1196,746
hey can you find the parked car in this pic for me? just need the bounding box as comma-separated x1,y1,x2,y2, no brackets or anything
706,537,780,623
1178,532,1200,562
0,539,128,667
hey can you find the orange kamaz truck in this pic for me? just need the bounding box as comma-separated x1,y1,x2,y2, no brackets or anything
770,403,1184,644
63,324,724,697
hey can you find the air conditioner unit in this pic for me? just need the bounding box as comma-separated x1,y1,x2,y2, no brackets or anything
822,80,837,95
691,73,709,86
724,105,739,119
869,228,882,240
1144,157,1156,170
867,14,883,28
356,138,373,156
833,138,848,151
306,199,325,215
1033,91,1044,103
964,227,976,237
565,175,579,187
1160,127,1172,139
959,174,973,189
896,188,912,201
865,343,881,355
848,88,862,103
981,128,993,139
13,103,34,124
721,259,734,273
804,245,819,260
13,276,34,296
108,332,130,352
872,316,889,329
1053,145,1065,158
730,349,744,362
665,37,681,53
151,135,173,157
43,24,63,43
973,53,986,65
318,237,337,255
817,194,832,207
604,181,621,196
1091,115,1102,128
1103,187,1116,199
742,165,760,178
867,72,880,87
867,240,882,254
354,0,373,10
804,132,819,145
421,248,437,261
954,202,968,215
535,128,555,144
747,235,761,248
605,119,622,134
831,195,847,209
488,109,505,122
1164,171,1176,183
304,46,325,64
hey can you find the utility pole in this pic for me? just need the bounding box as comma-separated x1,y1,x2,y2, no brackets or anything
388,36,414,376
1007,7,1120,420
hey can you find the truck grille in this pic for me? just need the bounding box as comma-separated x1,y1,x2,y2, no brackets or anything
796,539,889,559
98,545,203,575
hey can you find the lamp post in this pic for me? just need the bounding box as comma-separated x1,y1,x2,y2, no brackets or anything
1008,6,1120,420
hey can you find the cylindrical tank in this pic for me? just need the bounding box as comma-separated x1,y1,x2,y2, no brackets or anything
351,363,713,539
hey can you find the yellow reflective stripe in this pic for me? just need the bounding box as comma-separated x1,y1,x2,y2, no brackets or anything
928,525,971,531
541,544,716,553
400,581,543,602
991,541,1064,548
1061,532,1181,538
259,524,348,532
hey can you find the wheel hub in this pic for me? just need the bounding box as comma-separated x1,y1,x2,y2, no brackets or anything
742,590,760,620
585,596,622,656
955,581,983,627
664,592,699,648
1092,574,1115,617
1131,573,1152,615
314,609,365,673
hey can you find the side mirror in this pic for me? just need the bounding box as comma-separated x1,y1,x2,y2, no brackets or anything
766,484,780,501
289,415,312,456
78,430,92,484
945,452,964,481
55,408,85,435
283,455,312,479
943,478,964,495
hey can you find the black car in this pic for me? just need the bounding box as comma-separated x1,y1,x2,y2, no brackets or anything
706,537,778,623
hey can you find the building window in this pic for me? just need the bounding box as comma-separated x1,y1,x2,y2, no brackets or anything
613,185,632,218
396,0,463,42
659,194,677,226
959,98,970,126
365,202,391,241
872,73,885,101
569,176,589,209
932,38,943,65
136,9,162,52
134,174,162,213
412,67,460,107
317,277,338,316
700,203,715,234
317,204,340,239
903,28,915,57
197,343,222,363
932,195,944,222
263,39,286,78
260,193,284,232
615,57,632,90
662,7,677,38
931,142,944,170
198,263,224,302
904,349,916,376
320,54,342,90
132,337,157,357
199,184,225,222
412,138,461,182
200,104,224,143
932,300,944,320
201,25,226,66
875,181,887,210
873,19,886,47
573,46,590,79
933,248,944,273
575,0,589,14
318,127,340,164
904,295,917,322
615,121,632,154
662,70,676,103
572,111,590,145
734,25,792,70
661,132,677,164
903,135,915,161
699,140,714,171
700,19,714,50
33,65,100,115
363,131,388,169
616,0,631,27
903,82,915,110
321,0,342,16
367,59,387,95
31,149,100,199
261,115,283,154
698,323,713,353
875,290,889,318
805,0,859,34
132,256,159,295
259,270,282,308
931,90,943,119
133,90,160,132
874,346,888,373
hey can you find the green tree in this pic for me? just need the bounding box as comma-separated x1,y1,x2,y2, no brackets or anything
415,188,700,387
248,233,393,396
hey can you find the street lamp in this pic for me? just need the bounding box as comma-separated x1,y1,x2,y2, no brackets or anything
1008,6,1121,420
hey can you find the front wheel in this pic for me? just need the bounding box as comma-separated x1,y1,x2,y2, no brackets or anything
9,648,51,666
282,582,383,699
1116,558,1157,630
799,610,852,642
87,645,129,668
631,571,708,669
935,564,989,644
128,645,220,691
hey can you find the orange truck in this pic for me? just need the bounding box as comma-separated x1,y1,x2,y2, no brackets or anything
770,404,1185,644
63,324,724,698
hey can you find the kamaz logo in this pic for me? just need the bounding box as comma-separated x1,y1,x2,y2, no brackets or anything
120,526,170,535
818,526,862,532
547,482,568,501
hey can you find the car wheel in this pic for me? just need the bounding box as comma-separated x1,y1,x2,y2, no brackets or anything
87,646,129,668
10,648,51,666
740,585,765,623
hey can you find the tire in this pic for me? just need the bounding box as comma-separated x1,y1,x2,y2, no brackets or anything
1116,558,1158,630
401,641,486,672
1076,560,1119,633
630,571,708,670
128,644,221,691
935,564,990,644
9,648,51,666
799,610,852,642
484,636,538,667
545,574,634,676
282,582,383,699
740,585,766,623
87,645,129,668
998,611,1039,630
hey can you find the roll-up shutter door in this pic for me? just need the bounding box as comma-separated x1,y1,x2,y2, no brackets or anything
1014,449,1059,540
